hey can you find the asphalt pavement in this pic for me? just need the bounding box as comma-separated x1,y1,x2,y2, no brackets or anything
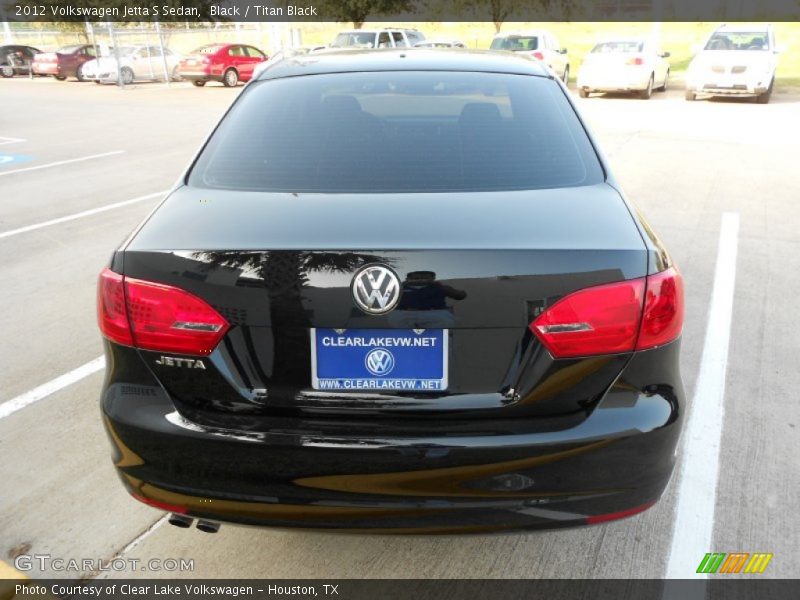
0,76,798,579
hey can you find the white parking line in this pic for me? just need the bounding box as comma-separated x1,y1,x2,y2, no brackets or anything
0,150,124,177
664,212,740,579
0,356,105,420
0,190,167,240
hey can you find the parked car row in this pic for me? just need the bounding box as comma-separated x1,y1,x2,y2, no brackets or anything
1,42,271,87
3,23,783,102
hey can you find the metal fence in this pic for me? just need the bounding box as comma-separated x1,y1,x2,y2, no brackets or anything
2,22,300,86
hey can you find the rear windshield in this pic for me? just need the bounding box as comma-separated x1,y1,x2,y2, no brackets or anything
189,71,603,193
490,36,539,51
591,41,644,53
704,32,770,51
331,33,377,48
193,45,223,54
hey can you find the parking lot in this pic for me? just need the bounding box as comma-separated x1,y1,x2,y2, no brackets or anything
1,75,799,579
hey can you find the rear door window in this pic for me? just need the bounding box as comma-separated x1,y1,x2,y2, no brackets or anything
189,70,603,193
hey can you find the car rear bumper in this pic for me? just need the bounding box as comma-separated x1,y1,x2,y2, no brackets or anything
101,341,684,533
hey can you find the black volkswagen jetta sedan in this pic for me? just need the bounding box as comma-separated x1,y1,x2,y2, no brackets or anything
98,49,685,533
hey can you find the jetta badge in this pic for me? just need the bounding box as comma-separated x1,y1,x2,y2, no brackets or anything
352,265,401,315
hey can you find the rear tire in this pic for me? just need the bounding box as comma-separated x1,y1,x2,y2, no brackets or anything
54,75,66,81
192,80,206,87
0,65,13,78
171,66,182,82
223,68,238,87
76,64,88,82
578,88,589,98
640,74,653,99
120,67,134,85
756,79,773,104
657,70,669,92
685,90,696,101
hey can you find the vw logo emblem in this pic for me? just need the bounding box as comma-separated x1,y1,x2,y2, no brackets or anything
351,264,401,315
365,348,395,377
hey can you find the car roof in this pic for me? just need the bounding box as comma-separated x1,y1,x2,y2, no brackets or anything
493,31,548,38
716,23,772,33
255,48,549,81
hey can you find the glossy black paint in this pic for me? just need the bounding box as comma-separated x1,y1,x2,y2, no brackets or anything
101,49,684,531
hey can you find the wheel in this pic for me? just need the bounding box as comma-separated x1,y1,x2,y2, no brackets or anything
685,90,696,101
120,66,134,85
76,64,88,82
657,69,669,92
54,75,66,81
640,74,653,99
578,88,589,98
0,65,13,78
562,65,569,85
756,78,773,104
223,68,239,87
171,66,182,82
192,80,206,87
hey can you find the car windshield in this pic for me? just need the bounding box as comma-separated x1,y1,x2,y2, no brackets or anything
490,36,539,51
194,45,223,54
704,32,769,51
189,70,603,193
331,33,377,48
592,41,644,53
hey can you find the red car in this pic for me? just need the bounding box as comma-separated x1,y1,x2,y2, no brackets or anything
177,44,267,87
32,44,98,81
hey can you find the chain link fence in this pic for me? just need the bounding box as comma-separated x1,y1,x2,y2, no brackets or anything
2,22,300,86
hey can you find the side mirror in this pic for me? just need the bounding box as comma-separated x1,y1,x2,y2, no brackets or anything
559,47,568,54
661,51,671,58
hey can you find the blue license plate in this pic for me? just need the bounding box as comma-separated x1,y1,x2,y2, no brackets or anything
311,328,448,392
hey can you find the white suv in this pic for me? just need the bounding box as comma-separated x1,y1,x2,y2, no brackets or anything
686,24,780,103
489,30,570,83
330,29,425,50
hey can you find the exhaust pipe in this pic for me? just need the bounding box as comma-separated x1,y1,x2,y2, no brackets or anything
167,513,193,528
196,519,220,533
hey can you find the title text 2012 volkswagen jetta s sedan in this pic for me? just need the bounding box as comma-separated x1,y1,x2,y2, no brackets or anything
98,49,685,533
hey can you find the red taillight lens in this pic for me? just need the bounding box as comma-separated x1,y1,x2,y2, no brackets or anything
98,268,134,346
636,267,684,351
530,267,683,359
97,268,229,355
627,56,644,66
532,51,545,60
531,278,645,358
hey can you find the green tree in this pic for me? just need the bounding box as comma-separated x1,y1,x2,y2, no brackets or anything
318,0,416,29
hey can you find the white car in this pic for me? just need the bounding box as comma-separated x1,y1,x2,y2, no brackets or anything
577,38,670,99
81,45,181,85
489,30,570,83
329,29,425,50
414,39,467,49
686,24,780,103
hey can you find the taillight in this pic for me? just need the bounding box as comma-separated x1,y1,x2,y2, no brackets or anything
97,268,229,355
627,56,644,66
636,267,684,351
530,267,683,358
98,269,133,347
532,51,544,60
